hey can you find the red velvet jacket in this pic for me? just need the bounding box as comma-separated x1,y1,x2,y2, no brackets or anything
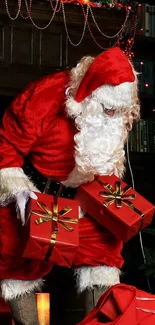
0,70,75,179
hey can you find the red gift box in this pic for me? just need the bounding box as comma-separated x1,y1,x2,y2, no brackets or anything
22,192,79,267
76,175,155,242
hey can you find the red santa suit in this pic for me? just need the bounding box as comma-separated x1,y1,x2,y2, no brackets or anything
0,47,140,300
76,283,155,325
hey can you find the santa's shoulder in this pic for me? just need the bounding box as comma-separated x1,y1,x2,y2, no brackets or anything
33,70,70,96
9,70,70,120
30,70,70,117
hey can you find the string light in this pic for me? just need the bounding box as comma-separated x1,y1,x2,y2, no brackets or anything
118,11,138,59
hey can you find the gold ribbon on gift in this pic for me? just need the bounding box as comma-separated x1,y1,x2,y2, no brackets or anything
31,196,78,262
97,178,144,219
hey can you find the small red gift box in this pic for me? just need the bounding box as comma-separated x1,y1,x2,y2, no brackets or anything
76,175,155,242
22,192,79,267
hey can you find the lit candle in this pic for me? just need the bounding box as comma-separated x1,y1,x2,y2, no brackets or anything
36,293,50,325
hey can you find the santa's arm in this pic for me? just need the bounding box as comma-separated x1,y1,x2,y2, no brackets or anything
0,82,39,206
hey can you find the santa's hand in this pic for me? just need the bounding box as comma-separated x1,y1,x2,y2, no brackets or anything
15,190,37,226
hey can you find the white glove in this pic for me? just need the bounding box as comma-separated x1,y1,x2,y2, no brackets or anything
15,190,37,226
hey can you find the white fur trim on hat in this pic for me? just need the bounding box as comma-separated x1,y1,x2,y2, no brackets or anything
0,167,39,206
66,96,83,118
92,81,138,110
74,266,121,293
66,80,138,118
0,279,44,301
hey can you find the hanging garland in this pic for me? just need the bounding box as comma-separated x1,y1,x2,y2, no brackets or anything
4,0,138,57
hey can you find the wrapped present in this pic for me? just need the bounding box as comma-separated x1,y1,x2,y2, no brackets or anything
22,192,79,267
76,175,155,242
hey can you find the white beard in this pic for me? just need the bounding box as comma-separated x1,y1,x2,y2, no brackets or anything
63,98,128,188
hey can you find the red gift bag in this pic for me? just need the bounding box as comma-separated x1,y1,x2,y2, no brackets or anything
77,284,155,325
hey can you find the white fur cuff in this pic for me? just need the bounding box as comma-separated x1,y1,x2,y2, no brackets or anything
75,266,120,293
0,279,44,301
0,167,38,206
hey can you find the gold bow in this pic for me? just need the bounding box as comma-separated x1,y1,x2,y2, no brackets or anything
32,196,78,233
97,178,144,219
98,179,135,208
31,196,78,262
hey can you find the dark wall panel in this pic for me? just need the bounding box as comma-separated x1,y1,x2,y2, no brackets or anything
10,26,34,65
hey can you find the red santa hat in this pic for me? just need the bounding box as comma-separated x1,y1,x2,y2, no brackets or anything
66,47,137,117
75,47,135,103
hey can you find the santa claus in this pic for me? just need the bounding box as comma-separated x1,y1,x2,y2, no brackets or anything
0,47,140,324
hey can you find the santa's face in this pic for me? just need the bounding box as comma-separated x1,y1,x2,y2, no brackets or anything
63,96,128,187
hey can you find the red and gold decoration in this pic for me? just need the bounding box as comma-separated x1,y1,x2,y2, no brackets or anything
22,192,79,267
5,0,138,56
77,1,137,10
76,175,155,242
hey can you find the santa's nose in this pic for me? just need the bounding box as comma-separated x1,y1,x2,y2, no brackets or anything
105,109,115,116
